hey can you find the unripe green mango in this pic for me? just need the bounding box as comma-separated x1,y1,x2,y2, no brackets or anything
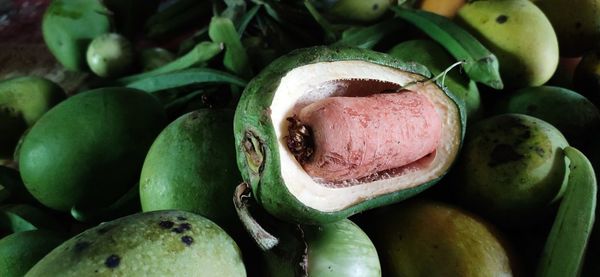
389,39,482,122
26,210,246,276
140,110,241,233
42,0,112,71
0,230,65,277
19,87,166,212
327,0,395,23
456,114,569,224
0,76,65,159
495,86,600,148
367,200,515,276
456,0,559,88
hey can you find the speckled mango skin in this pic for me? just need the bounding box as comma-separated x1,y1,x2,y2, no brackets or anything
26,210,246,277
457,114,569,223
234,46,466,224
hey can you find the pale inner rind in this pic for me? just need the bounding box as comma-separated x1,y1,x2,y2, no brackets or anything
270,61,461,212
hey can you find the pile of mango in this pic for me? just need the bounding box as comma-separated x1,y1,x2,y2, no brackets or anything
1,0,600,276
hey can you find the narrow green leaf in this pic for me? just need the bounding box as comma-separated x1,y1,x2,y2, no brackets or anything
537,147,597,277
304,0,337,42
237,4,261,35
117,41,223,85
332,19,403,49
0,210,37,233
125,68,247,93
209,16,253,78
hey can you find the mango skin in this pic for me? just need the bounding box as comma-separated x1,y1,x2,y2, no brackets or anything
534,0,600,57
26,210,246,277
495,86,600,148
0,76,65,159
140,110,241,233
389,39,482,122
42,0,111,71
456,114,569,224
0,230,65,277
456,0,559,88
367,200,515,277
19,87,166,212
329,0,395,22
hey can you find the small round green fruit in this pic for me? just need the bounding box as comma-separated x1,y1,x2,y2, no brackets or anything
86,33,134,77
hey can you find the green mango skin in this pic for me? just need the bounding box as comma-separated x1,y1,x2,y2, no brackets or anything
367,200,515,277
140,110,241,233
42,0,112,71
456,0,559,88
262,219,381,277
329,0,395,23
0,230,65,277
234,46,466,224
389,39,482,123
26,210,246,276
19,87,166,212
456,114,569,224
495,86,600,148
0,76,65,159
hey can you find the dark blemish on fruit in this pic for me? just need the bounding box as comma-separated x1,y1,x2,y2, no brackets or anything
177,216,187,221
181,236,194,246
520,130,531,140
576,21,582,29
179,223,191,231
104,254,120,268
489,144,524,167
496,15,508,24
372,4,379,10
159,220,174,229
535,146,545,157
74,241,91,253
433,244,439,249
172,227,184,233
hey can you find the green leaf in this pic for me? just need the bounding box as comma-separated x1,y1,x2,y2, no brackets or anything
209,16,253,78
125,68,247,93
332,19,403,49
536,147,597,277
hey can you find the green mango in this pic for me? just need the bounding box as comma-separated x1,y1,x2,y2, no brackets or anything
0,76,65,159
367,199,516,276
26,210,246,276
140,110,241,233
389,39,482,123
456,114,569,225
42,0,112,71
234,46,466,224
262,219,381,277
0,230,65,277
19,87,166,212
494,86,600,149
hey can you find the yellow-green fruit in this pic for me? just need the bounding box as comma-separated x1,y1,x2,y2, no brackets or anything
368,200,515,276
330,0,395,22
456,114,569,224
456,0,559,88
534,0,600,57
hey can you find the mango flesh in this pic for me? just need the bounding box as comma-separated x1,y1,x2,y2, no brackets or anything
0,230,65,277
42,0,111,71
495,86,600,148
534,0,600,57
0,76,65,159
389,39,482,122
367,200,515,276
19,87,166,212
26,210,246,276
140,110,241,233
456,0,559,88
456,114,569,224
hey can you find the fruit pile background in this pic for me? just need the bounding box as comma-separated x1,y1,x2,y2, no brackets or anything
1,0,600,276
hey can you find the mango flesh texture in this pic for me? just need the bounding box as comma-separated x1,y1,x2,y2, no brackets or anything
495,86,600,148
456,0,559,88
234,46,465,224
26,210,246,276
19,87,166,212
457,114,569,224
0,230,65,277
388,39,482,122
367,200,515,277
140,109,241,233
0,76,65,159
534,0,600,57
42,0,111,71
